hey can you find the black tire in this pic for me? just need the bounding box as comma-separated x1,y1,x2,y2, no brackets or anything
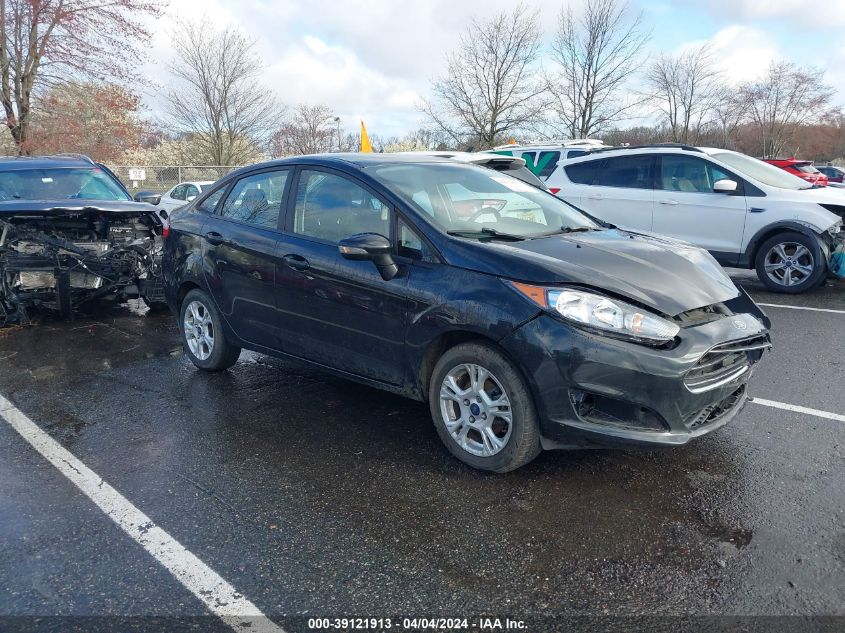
428,342,541,473
179,289,241,371
754,231,826,294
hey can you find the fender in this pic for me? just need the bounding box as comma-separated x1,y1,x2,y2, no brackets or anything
739,220,827,269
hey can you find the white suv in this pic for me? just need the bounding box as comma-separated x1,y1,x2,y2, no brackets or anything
555,145,844,293
491,140,607,194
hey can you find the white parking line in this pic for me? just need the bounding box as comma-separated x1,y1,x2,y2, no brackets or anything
0,393,285,633
750,397,845,423
757,303,845,315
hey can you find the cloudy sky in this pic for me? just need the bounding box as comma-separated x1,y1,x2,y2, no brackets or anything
143,0,845,138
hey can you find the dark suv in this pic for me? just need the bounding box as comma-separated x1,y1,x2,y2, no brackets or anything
163,154,771,472
0,155,164,325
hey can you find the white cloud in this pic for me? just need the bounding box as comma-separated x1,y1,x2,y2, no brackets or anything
706,25,779,84
704,0,845,28
266,35,425,137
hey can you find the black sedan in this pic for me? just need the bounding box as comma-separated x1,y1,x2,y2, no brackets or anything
162,154,771,472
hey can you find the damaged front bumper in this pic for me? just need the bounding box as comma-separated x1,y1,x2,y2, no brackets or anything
0,208,164,325
829,233,845,278
501,290,772,449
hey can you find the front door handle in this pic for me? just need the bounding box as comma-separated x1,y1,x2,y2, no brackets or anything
659,199,679,206
283,253,310,272
588,194,603,200
205,231,229,246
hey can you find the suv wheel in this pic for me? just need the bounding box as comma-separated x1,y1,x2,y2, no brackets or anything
179,289,241,371
429,342,541,472
754,232,826,294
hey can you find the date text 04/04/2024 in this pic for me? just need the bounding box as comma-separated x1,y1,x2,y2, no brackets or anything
306,617,527,630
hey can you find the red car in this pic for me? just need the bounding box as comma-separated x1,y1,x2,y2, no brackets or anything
763,158,829,186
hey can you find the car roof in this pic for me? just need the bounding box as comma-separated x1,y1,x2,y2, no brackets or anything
0,154,98,170
222,152,466,181
562,145,737,163
492,140,606,151
399,151,528,168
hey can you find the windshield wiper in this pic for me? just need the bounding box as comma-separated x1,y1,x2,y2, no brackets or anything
447,227,527,241
535,225,601,237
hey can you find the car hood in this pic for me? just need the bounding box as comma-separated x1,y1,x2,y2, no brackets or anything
0,199,156,217
456,229,739,316
771,185,845,205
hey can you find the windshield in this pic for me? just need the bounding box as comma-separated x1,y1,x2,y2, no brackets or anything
711,152,811,190
369,162,598,238
0,168,131,201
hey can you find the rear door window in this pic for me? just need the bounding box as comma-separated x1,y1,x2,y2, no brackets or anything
220,170,288,229
565,159,603,185
596,155,656,189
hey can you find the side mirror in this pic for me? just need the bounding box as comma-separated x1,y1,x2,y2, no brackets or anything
186,195,197,202
134,190,162,205
338,233,398,281
714,179,738,193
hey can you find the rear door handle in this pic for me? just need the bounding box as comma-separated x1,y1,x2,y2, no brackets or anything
282,253,310,272
749,207,766,213
659,199,679,206
205,231,230,246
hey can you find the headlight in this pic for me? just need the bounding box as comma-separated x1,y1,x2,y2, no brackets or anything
828,220,842,236
508,282,680,344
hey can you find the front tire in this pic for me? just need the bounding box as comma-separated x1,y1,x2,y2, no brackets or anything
179,289,241,371
429,342,541,472
754,231,826,293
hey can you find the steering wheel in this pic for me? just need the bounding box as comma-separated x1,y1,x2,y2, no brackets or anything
467,206,502,223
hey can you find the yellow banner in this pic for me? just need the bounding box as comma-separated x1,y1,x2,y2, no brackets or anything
360,120,373,153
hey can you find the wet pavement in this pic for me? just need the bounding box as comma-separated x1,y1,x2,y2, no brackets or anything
0,278,844,632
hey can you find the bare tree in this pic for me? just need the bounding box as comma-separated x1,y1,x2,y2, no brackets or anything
269,104,337,157
739,61,837,157
646,44,722,144
709,88,750,149
421,3,546,149
0,0,162,153
166,20,282,166
545,0,650,139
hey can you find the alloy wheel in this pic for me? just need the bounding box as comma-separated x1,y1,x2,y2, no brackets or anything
763,242,815,288
439,363,513,457
183,300,215,360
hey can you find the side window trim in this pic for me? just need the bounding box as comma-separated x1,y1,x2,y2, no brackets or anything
393,212,441,264
216,167,291,232
196,181,232,214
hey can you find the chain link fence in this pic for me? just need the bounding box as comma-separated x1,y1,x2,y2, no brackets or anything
108,166,244,195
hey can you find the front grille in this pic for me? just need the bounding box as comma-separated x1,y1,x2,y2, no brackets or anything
684,334,771,394
687,385,747,429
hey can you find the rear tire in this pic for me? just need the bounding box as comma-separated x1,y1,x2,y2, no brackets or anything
429,342,541,473
179,289,241,371
754,231,826,294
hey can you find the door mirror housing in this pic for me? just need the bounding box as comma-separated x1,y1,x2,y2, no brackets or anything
338,233,398,281
186,195,197,202
134,190,162,205
714,179,738,193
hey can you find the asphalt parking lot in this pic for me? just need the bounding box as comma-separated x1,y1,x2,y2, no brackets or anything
1,273,844,633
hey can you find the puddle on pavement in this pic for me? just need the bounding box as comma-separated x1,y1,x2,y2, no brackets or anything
0,299,181,390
